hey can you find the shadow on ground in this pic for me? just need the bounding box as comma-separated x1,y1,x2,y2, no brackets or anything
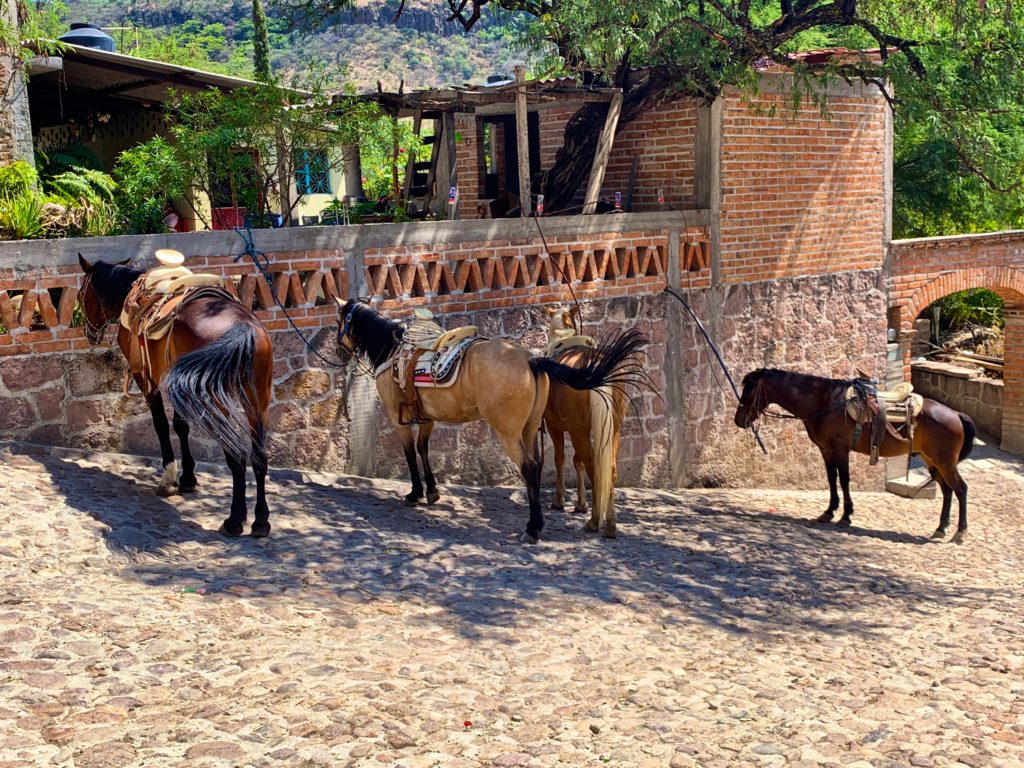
19,440,1016,645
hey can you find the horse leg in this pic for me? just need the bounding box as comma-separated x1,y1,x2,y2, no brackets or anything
398,425,424,506
550,429,566,510
520,442,544,544
172,411,198,493
250,425,271,538
219,449,248,537
416,421,440,505
950,477,968,545
835,455,855,528
574,455,589,517
148,393,178,497
931,473,953,540
815,455,839,524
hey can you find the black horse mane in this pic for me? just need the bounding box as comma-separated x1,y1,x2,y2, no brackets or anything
347,302,405,367
745,367,855,391
90,261,144,310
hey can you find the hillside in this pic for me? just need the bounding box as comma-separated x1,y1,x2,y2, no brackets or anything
60,0,531,91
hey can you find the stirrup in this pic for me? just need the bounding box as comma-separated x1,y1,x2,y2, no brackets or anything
398,403,430,425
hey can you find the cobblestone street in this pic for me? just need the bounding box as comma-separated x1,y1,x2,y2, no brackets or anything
0,436,1022,768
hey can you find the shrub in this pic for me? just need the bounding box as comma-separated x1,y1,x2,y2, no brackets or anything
0,161,38,198
0,193,46,240
113,137,188,234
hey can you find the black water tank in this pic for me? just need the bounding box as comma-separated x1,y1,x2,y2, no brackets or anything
58,22,116,52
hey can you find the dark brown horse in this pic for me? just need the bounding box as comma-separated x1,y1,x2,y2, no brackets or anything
335,299,647,543
734,368,976,543
78,255,274,537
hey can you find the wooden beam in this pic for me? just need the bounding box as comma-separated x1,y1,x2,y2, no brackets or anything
582,91,624,215
514,66,531,217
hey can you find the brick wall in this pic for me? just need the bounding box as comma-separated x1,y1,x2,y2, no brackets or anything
601,100,698,212
888,231,1024,451
718,79,888,283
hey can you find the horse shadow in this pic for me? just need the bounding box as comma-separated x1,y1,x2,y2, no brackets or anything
33,448,998,644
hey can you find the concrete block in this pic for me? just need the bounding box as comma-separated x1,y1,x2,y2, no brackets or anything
886,468,938,499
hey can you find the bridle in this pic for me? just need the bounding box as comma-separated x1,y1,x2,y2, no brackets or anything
79,272,117,346
738,376,769,428
336,304,358,356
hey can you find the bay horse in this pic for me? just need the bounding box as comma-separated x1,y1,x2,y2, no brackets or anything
734,368,976,543
334,299,647,543
78,255,274,537
543,305,628,538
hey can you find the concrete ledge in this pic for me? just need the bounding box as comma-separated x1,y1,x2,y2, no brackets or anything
886,469,937,499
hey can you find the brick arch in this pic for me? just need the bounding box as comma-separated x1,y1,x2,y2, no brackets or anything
901,266,1024,326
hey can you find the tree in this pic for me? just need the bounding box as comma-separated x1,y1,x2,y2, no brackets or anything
166,71,396,227
252,0,273,82
275,0,1024,224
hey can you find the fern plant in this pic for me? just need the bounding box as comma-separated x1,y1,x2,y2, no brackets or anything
46,169,117,205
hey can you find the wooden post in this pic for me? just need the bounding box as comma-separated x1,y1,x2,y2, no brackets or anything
402,109,422,207
443,111,458,219
514,65,531,217
582,91,624,215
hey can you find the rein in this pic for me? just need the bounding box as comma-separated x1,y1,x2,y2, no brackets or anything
233,227,349,370
745,376,849,425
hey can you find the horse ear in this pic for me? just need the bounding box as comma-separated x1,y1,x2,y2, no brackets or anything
333,296,346,309
116,258,132,266
357,296,371,305
78,253,92,273
544,306,558,317
569,305,581,318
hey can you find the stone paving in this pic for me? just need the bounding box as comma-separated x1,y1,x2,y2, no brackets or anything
0,435,1022,768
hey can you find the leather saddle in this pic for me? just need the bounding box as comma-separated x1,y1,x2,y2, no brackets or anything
546,329,595,357
844,377,923,465
391,308,479,425
119,265,232,397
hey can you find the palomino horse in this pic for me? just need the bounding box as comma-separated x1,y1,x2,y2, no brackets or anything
78,255,274,537
335,299,647,543
543,305,628,538
734,368,976,542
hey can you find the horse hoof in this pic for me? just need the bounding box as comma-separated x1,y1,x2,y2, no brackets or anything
930,528,946,540
178,481,198,494
573,505,588,515
584,520,599,533
835,517,852,529
250,522,271,538
602,528,618,540
950,531,966,545
815,512,834,524
426,490,441,505
218,521,244,537
155,483,178,498
403,495,422,507
550,500,565,511
519,532,540,545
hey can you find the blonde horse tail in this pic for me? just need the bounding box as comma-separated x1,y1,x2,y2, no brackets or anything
590,386,616,534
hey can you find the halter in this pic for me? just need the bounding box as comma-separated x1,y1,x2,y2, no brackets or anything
79,271,118,346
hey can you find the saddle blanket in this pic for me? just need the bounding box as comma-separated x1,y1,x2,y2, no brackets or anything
376,336,480,389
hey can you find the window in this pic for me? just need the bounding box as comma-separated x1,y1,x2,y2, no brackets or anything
295,150,331,195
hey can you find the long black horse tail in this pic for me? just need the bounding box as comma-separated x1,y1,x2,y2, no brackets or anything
162,323,261,463
958,413,977,463
530,328,651,393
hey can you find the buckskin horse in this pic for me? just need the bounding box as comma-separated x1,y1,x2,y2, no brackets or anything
77,255,274,537
542,304,629,538
334,299,647,543
734,368,976,543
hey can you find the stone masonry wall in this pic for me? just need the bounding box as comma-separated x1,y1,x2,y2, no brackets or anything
911,361,1003,440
